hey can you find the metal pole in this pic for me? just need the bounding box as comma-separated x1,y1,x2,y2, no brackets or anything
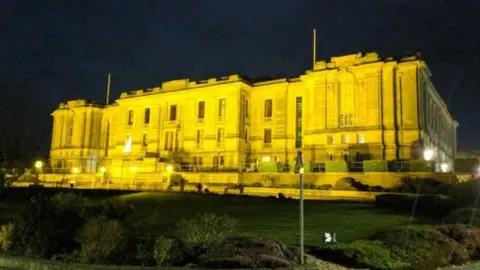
313,28,316,69
299,170,304,264
106,73,111,105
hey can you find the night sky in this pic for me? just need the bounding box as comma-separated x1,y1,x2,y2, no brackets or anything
1,0,479,163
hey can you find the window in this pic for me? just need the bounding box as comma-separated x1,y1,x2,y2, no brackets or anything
327,135,334,145
339,114,354,127
220,156,225,166
123,135,132,153
264,99,273,118
245,99,249,118
196,129,203,146
66,117,74,146
217,128,224,143
144,108,150,124
342,134,349,144
244,128,248,143
192,157,197,165
218,99,226,119
164,131,174,150
263,129,272,144
169,105,177,121
198,157,203,165
357,134,365,144
295,97,303,148
198,101,205,120
142,133,148,147
127,110,134,125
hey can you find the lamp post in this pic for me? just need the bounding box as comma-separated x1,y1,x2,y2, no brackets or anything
295,151,304,265
100,166,107,189
34,160,43,180
166,164,173,189
423,148,434,171
72,167,79,188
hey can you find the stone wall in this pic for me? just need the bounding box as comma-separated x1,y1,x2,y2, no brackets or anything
38,171,460,189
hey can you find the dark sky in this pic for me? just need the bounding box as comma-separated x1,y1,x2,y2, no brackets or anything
1,0,479,162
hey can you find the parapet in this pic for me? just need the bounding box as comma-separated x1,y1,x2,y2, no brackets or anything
312,52,386,71
119,74,242,99
58,99,105,110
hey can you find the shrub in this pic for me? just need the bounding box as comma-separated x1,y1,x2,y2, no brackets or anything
153,236,173,266
251,182,263,187
411,160,435,172
76,217,131,264
316,184,332,190
9,195,84,258
257,161,278,172
176,213,238,252
363,160,388,172
0,223,14,253
368,185,384,192
135,237,155,266
319,240,408,269
448,179,480,206
51,192,91,217
332,177,368,191
370,225,470,268
443,207,480,227
375,194,459,219
397,176,444,194
325,161,348,172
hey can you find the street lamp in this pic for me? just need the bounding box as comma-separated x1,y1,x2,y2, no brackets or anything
166,165,173,189
34,160,43,182
440,163,449,173
423,149,434,161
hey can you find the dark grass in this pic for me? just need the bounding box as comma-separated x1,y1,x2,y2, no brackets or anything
111,192,412,246
0,187,412,247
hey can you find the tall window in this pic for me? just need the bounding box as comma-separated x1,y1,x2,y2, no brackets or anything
198,101,205,120
339,114,354,127
123,135,132,153
263,128,272,144
357,134,365,144
244,128,248,143
66,117,74,146
196,129,203,146
327,135,334,145
164,131,174,150
218,99,226,119
127,110,134,125
142,133,148,147
169,105,177,121
144,108,150,124
342,134,349,144
264,99,273,118
217,128,224,143
339,82,355,127
295,97,303,148
245,99,249,118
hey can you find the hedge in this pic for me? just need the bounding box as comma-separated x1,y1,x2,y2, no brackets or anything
363,160,388,172
325,161,348,172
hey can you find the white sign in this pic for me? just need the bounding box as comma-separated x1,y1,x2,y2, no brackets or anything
324,232,336,244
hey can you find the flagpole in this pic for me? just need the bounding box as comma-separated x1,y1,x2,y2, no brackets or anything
106,73,111,105
297,150,305,264
313,28,317,69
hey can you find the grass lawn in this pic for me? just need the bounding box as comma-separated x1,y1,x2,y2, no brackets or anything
112,192,412,247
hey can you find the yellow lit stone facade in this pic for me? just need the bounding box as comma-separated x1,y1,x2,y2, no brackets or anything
49,52,457,176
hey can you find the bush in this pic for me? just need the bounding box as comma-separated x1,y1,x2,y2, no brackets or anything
395,176,444,194
0,223,14,253
153,236,173,266
176,213,238,253
9,195,84,258
316,184,332,190
51,192,91,218
448,179,480,206
257,162,278,172
375,194,460,219
370,225,470,269
76,217,131,264
332,177,368,191
410,160,435,172
443,207,480,227
325,161,348,172
319,240,408,270
363,160,388,172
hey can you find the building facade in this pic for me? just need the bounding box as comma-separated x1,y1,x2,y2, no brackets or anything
49,52,458,176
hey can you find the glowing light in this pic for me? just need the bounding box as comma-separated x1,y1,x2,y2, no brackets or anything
34,160,43,169
299,168,304,174
131,166,137,172
166,165,173,172
72,167,79,174
123,135,132,153
100,167,106,173
423,149,434,161
440,163,449,173
262,156,271,162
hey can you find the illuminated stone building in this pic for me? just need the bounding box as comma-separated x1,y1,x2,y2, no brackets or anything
49,52,458,175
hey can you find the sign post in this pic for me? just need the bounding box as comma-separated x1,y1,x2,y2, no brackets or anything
295,150,304,264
